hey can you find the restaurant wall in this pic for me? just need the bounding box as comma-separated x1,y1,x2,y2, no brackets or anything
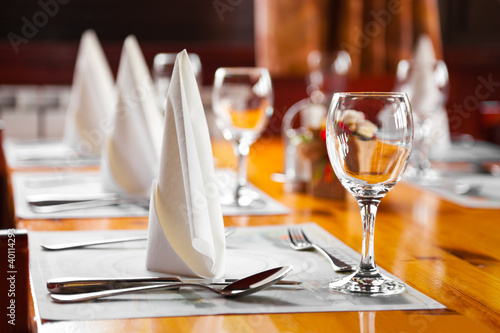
0,0,255,85
0,0,499,140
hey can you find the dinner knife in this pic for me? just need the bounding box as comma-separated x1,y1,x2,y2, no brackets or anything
27,193,150,213
47,276,302,294
40,227,237,251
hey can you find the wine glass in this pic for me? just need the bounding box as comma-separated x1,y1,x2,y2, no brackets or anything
306,50,351,104
326,92,413,295
212,67,273,207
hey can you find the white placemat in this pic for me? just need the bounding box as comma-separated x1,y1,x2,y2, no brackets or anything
430,141,500,163
5,139,100,168
13,171,148,219
404,174,500,209
13,169,290,219
28,223,444,321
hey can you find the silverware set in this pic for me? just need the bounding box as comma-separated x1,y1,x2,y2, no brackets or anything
50,266,294,303
47,275,301,294
45,226,356,302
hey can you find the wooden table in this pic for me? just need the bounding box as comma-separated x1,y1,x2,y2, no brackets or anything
16,137,500,332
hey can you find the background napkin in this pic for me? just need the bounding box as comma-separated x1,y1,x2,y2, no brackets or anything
63,30,115,157
396,34,451,151
146,50,226,278
101,35,163,199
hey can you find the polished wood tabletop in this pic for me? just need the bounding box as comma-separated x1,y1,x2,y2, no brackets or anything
16,137,500,333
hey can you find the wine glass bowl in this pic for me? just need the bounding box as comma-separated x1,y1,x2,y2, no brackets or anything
306,50,352,104
326,92,413,295
212,67,273,206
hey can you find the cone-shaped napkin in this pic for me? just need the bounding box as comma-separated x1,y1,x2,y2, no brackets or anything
146,50,226,278
63,30,115,157
100,35,163,199
396,34,450,149
404,35,445,116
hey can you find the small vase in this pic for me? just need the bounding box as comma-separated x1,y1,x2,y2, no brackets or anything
310,159,345,200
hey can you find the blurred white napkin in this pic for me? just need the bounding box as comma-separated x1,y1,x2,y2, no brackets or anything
397,34,451,150
403,36,445,116
146,50,226,278
100,35,163,199
63,30,115,157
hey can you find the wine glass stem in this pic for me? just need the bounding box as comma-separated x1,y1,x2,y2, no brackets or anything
233,141,250,200
357,197,381,271
415,119,433,175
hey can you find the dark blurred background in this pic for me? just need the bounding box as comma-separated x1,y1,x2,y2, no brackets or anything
0,0,499,140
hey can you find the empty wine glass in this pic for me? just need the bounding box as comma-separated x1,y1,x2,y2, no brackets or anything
212,67,273,207
306,50,352,104
326,92,413,295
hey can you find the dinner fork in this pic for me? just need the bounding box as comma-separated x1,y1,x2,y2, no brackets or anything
287,228,356,273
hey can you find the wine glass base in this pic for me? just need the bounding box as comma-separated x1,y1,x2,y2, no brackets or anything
219,187,266,208
404,165,441,184
220,197,266,208
329,271,406,296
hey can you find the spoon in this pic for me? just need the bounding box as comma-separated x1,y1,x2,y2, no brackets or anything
50,266,293,303
40,226,236,251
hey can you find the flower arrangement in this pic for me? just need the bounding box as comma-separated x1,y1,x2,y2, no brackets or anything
337,110,378,139
291,109,378,199
337,110,379,176
294,119,345,200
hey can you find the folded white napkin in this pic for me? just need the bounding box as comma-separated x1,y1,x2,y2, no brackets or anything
146,50,226,278
403,35,444,116
397,34,451,149
63,30,115,157
100,35,163,199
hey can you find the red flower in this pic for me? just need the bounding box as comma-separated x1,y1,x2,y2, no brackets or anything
320,129,326,142
324,163,333,183
337,121,351,135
